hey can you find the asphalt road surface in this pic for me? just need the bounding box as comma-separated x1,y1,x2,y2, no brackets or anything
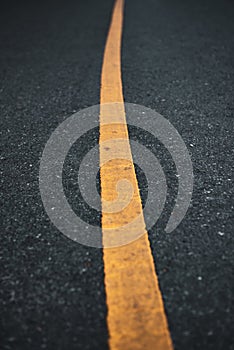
0,0,233,349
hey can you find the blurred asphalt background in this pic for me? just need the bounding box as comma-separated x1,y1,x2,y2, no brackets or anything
0,0,233,349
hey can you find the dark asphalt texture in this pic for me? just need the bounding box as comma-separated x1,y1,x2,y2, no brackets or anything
1,0,234,349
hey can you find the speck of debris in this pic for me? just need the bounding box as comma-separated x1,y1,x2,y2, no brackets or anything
217,231,225,236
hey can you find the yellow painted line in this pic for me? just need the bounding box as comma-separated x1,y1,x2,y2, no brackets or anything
100,0,173,349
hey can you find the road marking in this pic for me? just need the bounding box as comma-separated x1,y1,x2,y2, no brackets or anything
100,0,173,349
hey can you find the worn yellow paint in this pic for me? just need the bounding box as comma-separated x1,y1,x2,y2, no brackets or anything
100,0,173,349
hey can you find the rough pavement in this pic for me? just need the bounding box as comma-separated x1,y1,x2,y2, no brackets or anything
0,0,233,349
